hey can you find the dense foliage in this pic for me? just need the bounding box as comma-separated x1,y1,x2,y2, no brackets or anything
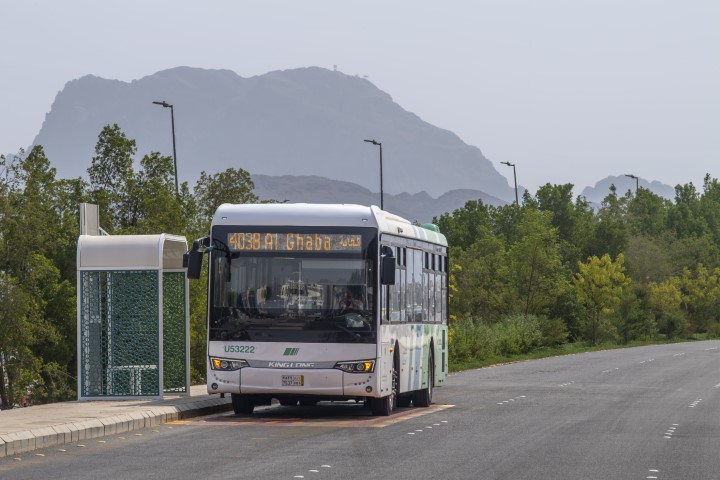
3,123,720,407
438,179,720,365
0,125,257,408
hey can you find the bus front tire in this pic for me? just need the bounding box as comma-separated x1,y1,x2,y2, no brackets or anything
370,393,394,416
370,360,398,416
231,393,255,415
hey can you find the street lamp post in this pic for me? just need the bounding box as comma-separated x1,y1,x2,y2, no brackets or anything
500,161,519,206
364,139,384,210
625,174,639,193
152,100,178,194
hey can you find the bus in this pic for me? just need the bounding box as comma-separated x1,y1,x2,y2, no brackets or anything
185,203,449,416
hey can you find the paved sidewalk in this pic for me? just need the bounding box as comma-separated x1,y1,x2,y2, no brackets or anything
0,385,232,458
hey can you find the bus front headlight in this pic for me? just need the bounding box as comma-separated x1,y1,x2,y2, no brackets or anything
210,358,249,371
334,360,375,373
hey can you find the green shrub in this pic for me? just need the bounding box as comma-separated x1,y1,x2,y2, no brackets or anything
538,315,569,347
449,317,497,362
496,314,542,355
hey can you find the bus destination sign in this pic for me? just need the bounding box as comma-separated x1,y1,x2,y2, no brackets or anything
228,233,363,253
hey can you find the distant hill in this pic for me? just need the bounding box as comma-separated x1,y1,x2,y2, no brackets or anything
251,174,507,224
580,175,675,204
31,66,515,201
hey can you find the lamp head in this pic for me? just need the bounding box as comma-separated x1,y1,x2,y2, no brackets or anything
364,139,380,146
153,100,171,108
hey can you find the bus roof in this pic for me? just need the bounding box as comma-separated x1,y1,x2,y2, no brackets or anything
213,203,448,247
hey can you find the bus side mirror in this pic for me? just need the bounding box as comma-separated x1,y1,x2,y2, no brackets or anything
186,240,205,279
380,246,396,285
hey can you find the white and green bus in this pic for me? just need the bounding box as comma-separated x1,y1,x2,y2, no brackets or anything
186,203,449,416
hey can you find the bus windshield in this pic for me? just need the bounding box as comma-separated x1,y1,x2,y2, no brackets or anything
209,254,375,344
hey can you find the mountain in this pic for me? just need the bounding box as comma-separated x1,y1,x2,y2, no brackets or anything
32,66,515,200
251,174,507,223
580,175,676,204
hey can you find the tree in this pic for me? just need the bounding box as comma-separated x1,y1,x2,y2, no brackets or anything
507,209,569,316
593,185,629,258
88,124,137,232
450,229,513,321
193,168,258,228
648,277,688,339
0,146,78,404
0,273,37,408
668,182,706,239
626,188,669,237
574,254,631,344
434,200,492,251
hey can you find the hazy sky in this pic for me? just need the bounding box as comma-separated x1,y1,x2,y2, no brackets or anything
2,0,718,194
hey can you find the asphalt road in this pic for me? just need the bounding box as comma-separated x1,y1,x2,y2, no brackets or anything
2,341,719,480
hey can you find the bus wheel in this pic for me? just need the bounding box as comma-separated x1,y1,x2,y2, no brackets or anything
413,352,434,408
231,394,255,415
370,360,397,416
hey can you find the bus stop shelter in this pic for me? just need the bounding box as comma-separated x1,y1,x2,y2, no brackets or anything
77,234,190,400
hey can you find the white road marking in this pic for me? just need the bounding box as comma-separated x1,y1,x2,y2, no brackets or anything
57,449,67,452
35,453,45,457
664,436,672,439
407,432,415,435
321,465,331,468
672,424,679,426
714,383,720,389
673,353,685,357
309,470,319,473
649,469,659,472
416,429,423,432
293,476,304,479
441,420,448,423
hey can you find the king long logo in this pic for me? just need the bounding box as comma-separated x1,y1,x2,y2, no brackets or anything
283,347,300,356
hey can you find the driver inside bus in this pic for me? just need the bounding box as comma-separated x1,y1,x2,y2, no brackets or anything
337,288,363,312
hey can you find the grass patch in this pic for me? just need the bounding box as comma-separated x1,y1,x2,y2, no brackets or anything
448,335,714,373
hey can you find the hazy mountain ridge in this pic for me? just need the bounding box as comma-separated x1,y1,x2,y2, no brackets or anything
580,175,675,204
32,66,514,200
251,174,507,223
24,66,680,214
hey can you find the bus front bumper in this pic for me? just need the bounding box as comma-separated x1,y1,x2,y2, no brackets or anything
207,367,376,397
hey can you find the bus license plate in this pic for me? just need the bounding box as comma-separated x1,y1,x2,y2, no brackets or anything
282,375,304,387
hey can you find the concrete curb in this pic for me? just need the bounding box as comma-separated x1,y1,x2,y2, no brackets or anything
0,396,232,458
